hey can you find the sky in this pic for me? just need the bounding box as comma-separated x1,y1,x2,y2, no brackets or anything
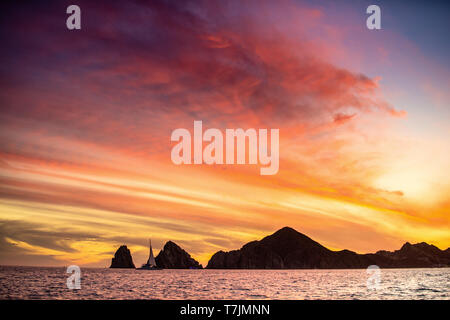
0,0,449,267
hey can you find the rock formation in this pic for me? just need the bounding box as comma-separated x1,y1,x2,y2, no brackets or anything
374,242,450,267
155,241,202,269
110,245,135,268
206,227,450,269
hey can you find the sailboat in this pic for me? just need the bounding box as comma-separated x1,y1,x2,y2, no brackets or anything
138,239,162,270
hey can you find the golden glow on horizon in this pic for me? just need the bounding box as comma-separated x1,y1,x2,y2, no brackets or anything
1,117,449,267
1,134,449,267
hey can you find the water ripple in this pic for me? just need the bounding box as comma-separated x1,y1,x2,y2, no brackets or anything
0,266,448,300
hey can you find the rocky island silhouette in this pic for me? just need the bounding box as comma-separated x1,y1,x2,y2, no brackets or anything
110,227,450,269
110,240,202,269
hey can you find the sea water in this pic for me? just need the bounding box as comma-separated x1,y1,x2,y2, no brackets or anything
0,266,448,299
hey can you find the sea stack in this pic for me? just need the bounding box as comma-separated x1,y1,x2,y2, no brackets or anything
155,241,202,269
110,245,135,268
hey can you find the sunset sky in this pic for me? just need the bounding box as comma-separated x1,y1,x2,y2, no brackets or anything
0,0,449,267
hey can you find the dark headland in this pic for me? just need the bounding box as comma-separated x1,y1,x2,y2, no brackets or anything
206,227,450,269
110,227,450,269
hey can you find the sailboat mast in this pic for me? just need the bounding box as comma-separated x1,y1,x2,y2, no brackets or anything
147,238,156,267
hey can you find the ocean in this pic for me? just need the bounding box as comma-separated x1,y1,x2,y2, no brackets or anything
0,266,448,300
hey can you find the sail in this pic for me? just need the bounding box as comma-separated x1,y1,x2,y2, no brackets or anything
147,239,156,267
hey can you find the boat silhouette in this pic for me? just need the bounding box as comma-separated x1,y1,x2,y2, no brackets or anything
138,239,162,270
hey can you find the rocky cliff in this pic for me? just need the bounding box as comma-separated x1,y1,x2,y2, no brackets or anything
110,245,135,268
206,227,450,269
155,241,202,269
374,242,450,267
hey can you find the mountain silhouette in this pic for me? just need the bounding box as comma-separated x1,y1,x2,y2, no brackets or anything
155,241,203,269
206,227,450,269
